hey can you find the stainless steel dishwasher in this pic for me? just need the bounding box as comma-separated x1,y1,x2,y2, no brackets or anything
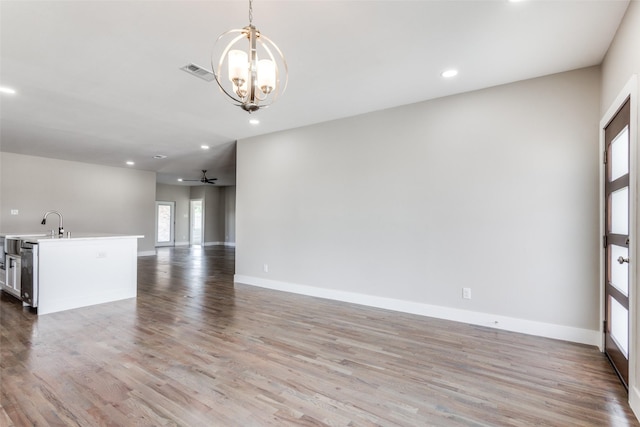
0,235,6,289
20,241,39,308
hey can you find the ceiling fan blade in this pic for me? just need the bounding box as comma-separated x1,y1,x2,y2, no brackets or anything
183,170,217,183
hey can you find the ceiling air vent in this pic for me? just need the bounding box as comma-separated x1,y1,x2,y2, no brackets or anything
180,63,215,82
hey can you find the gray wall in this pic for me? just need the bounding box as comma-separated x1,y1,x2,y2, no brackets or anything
0,152,156,254
203,186,225,244
224,186,236,244
236,66,600,332
600,0,640,412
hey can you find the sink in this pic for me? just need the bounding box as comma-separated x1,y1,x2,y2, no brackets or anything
5,237,22,256
5,234,51,253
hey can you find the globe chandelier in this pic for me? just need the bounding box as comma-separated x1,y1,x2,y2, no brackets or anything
211,0,288,113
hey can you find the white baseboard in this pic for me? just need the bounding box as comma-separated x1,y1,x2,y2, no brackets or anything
204,241,236,247
137,250,156,257
174,241,190,246
631,386,640,421
234,275,600,347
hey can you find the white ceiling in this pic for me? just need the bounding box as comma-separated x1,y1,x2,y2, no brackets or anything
0,0,630,186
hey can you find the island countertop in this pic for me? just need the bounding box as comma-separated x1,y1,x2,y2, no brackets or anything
27,233,143,243
1,232,143,243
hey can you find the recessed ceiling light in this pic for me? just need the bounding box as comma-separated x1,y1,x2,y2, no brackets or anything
0,86,16,95
126,161,135,166
441,69,458,78
201,145,210,150
249,118,260,125
177,178,183,182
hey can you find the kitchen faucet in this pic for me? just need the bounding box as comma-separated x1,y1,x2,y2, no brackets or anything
41,211,64,237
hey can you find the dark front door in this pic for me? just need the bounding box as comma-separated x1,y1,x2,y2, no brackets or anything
604,98,631,389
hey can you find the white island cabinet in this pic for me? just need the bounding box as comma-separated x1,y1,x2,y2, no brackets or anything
24,234,142,315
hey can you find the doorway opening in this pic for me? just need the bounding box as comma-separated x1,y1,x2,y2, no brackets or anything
190,199,204,246
155,201,175,247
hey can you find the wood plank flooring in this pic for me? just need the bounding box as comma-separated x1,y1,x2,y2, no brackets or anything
1,245,638,426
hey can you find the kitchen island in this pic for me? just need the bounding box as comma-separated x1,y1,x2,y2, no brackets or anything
17,233,142,315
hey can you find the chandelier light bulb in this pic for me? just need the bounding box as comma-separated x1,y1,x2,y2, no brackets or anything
257,59,275,94
228,50,248,86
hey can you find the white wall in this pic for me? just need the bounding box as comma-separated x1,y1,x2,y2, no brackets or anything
600,0,640,418
601,1,640,115
236,66,601,344
0,152,156,254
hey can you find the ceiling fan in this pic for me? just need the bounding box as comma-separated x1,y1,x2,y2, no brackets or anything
182,170,218,184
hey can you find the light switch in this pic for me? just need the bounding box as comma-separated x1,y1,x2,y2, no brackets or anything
10,209,18,215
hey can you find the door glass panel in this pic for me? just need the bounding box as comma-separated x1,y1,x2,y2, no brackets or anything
611,126,629,181
610,245,629,296
610,296,629,358
157,205,172,243
610,186,629,235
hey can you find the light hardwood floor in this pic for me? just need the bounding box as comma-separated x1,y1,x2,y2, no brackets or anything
1,246,638,426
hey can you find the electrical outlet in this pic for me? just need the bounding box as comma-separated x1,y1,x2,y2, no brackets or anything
97,251,107,259
462,287,472,299
263,264,269,273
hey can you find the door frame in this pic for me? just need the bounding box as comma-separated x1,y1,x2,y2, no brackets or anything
600,75,638,399
155,201,176,247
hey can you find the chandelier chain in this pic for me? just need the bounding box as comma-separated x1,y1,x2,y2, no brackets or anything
249,0,253,25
